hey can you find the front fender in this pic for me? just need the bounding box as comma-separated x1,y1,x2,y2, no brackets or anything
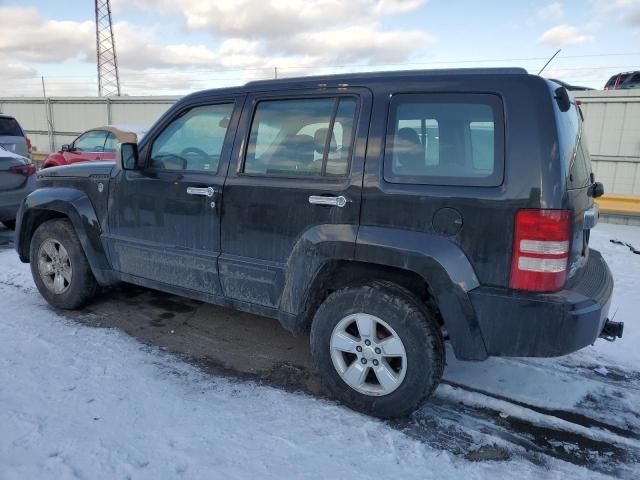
355,226,487,360
16,187,115,285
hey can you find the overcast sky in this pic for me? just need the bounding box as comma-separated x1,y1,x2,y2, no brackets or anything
1,0,639,97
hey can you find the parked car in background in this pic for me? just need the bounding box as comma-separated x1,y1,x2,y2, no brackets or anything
0,114,32,159
41,125,147,169
604,71,640,90
547,78,594,91
0,145,36,229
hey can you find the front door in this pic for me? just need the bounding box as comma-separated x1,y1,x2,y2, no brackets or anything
106,98,242,297
220,89,371,308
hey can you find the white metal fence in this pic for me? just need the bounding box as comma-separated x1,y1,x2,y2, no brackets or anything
0,96,178,152
574,90,640,196
1,89,639,195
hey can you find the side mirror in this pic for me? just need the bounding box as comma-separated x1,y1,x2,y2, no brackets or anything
61,144,70,152
120,142,141,170
554,87,571,112
590,181,605,198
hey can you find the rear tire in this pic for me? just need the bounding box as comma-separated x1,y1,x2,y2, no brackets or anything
310,281,445,418
29,219,98,309
2,220,15,230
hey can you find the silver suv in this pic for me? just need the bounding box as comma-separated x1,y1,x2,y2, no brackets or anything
0,114,31,158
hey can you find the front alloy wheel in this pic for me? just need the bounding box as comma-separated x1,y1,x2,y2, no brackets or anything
38,238,73,294
29,218,98,310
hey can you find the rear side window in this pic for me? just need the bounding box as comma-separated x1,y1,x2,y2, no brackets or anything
244,97,357,177
568,135,593,189
0,117,23,136
384,94,504,186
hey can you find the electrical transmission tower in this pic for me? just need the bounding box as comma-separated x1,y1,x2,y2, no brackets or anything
95,0,121,96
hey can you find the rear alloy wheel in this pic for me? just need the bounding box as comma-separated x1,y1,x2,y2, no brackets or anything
310,281,445,418
330,313,407,396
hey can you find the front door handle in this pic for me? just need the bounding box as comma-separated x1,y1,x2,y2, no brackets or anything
187,186,216,198
308,195,350,208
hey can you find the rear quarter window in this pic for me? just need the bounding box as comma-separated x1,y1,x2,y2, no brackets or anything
554,97,592,190
384,93,504,187
0,117,23,136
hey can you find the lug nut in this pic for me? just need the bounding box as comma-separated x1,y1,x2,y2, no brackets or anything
375,347,381,354
372,359,379,366
364,339,371,346
356,346,363,352
361,358,367,364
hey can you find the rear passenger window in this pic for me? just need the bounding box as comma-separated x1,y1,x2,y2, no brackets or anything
244,97,356,177
384,94,504,187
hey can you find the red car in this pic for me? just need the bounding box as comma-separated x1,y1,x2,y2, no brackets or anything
42,125,147,168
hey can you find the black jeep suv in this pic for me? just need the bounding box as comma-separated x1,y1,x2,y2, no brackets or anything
15,69,621,418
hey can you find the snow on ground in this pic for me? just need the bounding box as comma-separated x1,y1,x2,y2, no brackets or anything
1,222,639,479
442,222,640,422
585,223,640,367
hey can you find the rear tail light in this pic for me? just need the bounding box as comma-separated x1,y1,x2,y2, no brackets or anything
26,137,32,154
9,163,36,177
510,209,571,292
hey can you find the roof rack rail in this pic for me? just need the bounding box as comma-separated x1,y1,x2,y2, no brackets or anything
245,67,529,87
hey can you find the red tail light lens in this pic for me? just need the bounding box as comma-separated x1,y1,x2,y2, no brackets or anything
510,209,571,292
9,163,36,177
26,137,32,154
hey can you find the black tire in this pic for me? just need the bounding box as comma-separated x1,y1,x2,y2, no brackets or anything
2,220,16,230
310,280,445,418
29,218,98,309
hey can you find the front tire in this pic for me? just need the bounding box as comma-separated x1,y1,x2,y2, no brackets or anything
29,219,98,309
310,281,445,418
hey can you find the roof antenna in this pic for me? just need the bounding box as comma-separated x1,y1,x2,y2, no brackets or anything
538,49,561,75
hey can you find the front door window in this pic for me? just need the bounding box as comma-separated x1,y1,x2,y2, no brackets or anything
150,104,234,172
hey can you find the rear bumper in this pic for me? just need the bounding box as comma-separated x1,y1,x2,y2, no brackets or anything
469,249,614,357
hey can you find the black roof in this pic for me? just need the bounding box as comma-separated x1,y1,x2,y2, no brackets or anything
185,67,530,100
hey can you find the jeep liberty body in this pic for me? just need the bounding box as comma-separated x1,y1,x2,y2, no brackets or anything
15,69,620,417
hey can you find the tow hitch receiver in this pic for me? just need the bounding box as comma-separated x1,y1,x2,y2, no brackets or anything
600,319,624,341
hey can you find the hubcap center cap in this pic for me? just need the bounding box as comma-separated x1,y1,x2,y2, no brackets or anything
363,345,377,359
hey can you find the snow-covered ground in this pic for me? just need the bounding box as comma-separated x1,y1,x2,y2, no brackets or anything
1,223,639,479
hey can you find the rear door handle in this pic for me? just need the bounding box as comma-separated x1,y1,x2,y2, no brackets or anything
187,186,217,197
308,195,350,208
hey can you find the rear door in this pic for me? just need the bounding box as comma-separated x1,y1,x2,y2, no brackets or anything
220,88,371,308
